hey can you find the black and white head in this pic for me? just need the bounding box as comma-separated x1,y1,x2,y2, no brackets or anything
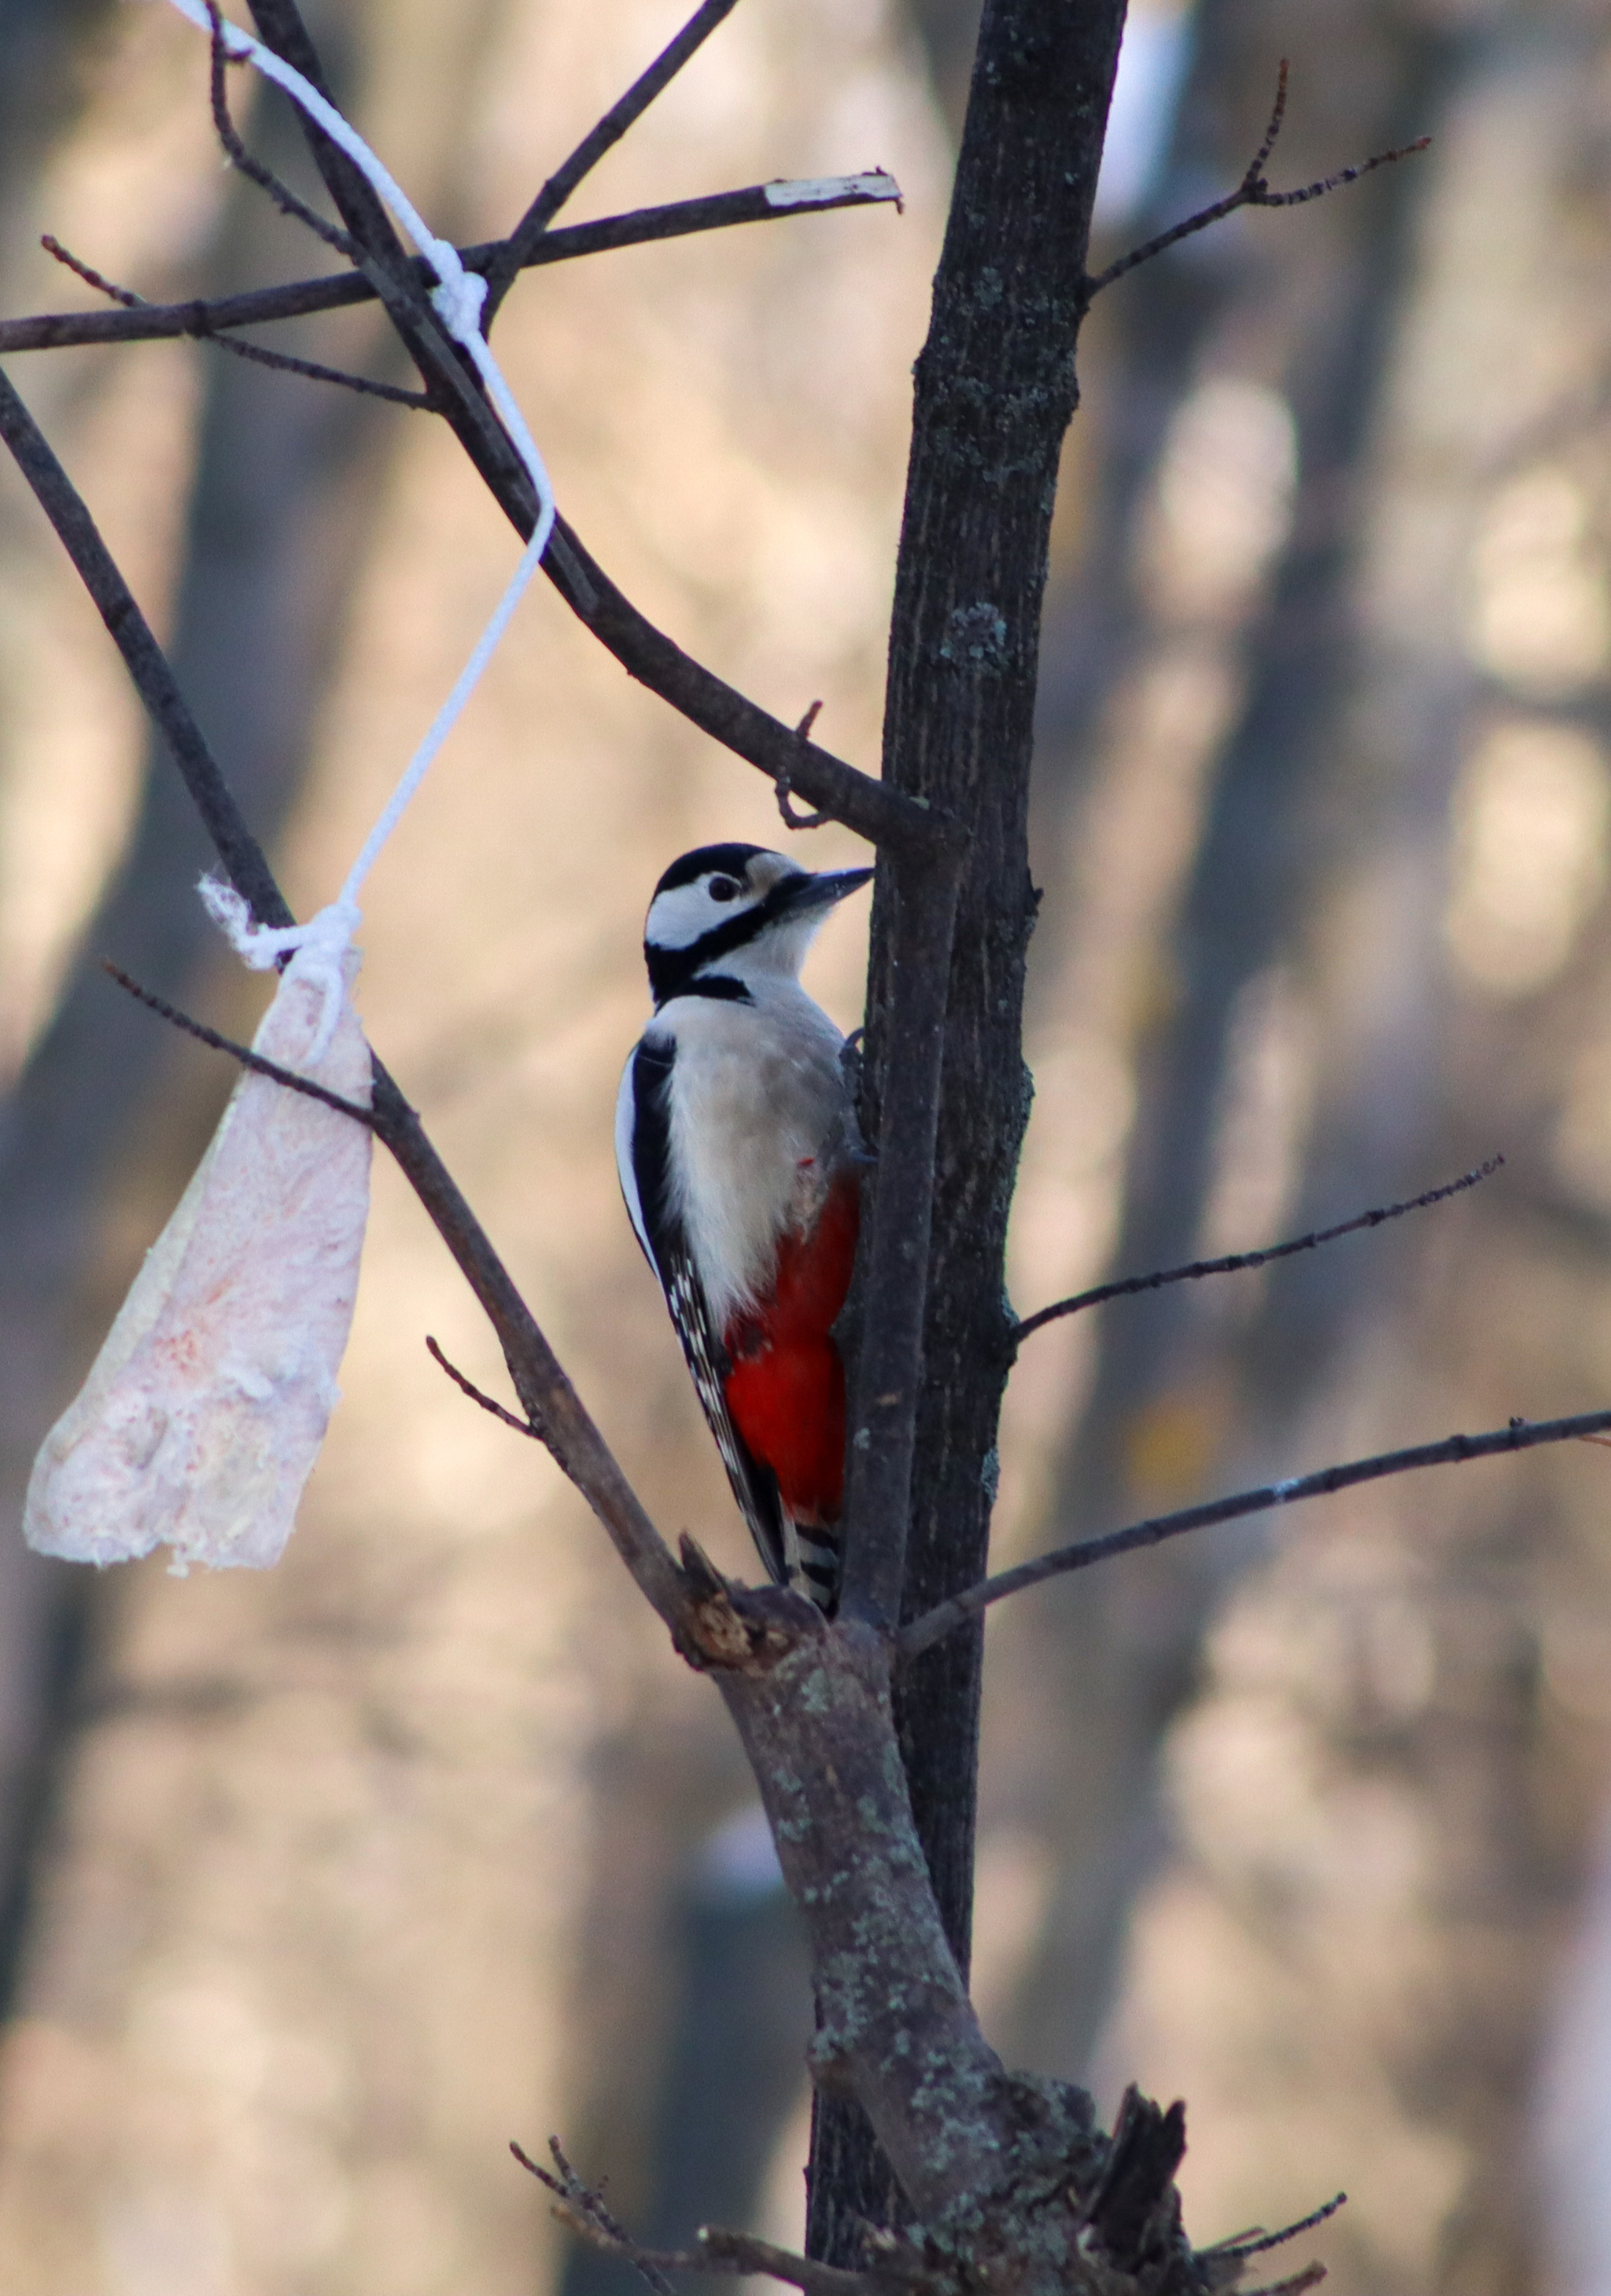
643,843,872,1008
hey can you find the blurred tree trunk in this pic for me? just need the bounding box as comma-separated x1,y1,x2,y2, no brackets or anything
1003,0,1456,2082
0,9,948,2290
1005,2,1611,2290
0,2,416,2010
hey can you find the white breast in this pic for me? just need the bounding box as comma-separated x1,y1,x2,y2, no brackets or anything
658,984,846,1329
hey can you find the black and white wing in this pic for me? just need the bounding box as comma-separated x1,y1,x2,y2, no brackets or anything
615,1034,789,1586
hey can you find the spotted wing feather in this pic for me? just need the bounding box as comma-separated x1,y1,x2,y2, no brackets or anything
621,1036,789,1587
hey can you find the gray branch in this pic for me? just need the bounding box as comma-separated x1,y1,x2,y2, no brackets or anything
898,1408,1611,1658
0,180,902,357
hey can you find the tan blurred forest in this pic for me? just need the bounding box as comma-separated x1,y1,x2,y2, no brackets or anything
2,0,1611,2291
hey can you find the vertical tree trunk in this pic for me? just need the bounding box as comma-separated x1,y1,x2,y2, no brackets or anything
807,0,1129,2259
1008,3,1454,2080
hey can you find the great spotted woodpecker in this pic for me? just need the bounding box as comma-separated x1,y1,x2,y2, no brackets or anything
616,842,872,1607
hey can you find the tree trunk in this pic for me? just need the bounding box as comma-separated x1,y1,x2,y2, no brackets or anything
808,0,1129,2259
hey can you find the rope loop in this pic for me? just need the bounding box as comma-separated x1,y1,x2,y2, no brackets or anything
425,241,488,343
201,880,362,1063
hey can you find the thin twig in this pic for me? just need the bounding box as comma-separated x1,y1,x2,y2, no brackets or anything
40,235,140,308
516,2141,676,2296
200,327,433,404
1084,60,1429,302
1207,2196,1347,2263
898,1407,1611,1657
550,510,953,851
511,2140,901,2296
237,0,936,857
40,234,432,409
698,2231,905,2296
206,0,359,262
481,0,741,319
102,963,379,1128
777,699,832,828
1011,1159,1502,1350
425,1336,540,1439
544,2140,669,2283
2,179,904,358
0,364,689,1631
1240,2265,1327,2296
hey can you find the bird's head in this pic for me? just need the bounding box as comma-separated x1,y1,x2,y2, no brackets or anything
643,843,873,1007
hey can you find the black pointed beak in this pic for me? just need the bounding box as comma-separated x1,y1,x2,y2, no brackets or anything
783,865,875,913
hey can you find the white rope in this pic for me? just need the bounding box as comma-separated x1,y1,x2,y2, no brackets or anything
166,0,557,1043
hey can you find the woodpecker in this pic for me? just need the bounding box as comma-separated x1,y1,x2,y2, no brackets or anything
617,842,872,1606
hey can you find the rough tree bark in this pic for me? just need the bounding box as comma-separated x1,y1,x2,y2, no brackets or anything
809,0,1128,2260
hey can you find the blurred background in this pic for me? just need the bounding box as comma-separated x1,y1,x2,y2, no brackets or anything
0,0,1609,2290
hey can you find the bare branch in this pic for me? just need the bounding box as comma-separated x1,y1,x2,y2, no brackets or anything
542,514,953,852
194,326,432,405
205,0,359,262
1240,2267,1327,2296
898,1408,1611,1657
514,2139,677,2296
1083,60,1430,304
0,363,690,1631
511,2139,912,2296
699,2229,911,2296
233,0,936,857
40,233,432,409
101,963,379,1128
39,234,141,308
2,178,904,358
481,0,742,319
424,1336,540,1440
1206,2195,1347,2264
1010,1159,1502,1350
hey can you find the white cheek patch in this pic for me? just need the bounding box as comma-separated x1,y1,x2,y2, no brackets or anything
646,880,743,950
644,861,804,954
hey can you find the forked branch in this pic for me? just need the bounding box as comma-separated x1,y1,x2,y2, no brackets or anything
899,1407,1611,1657
425,1337,541,1441
102,963,380,1129
0,364,688,1631
205,0,358,260
481,0,741,317
230,0,941,855
1084,59,1429,304
2,179,903,358
40,233,433,408
512,2138,916,2296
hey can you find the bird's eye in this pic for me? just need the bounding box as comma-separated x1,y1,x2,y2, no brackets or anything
708,875,741,903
